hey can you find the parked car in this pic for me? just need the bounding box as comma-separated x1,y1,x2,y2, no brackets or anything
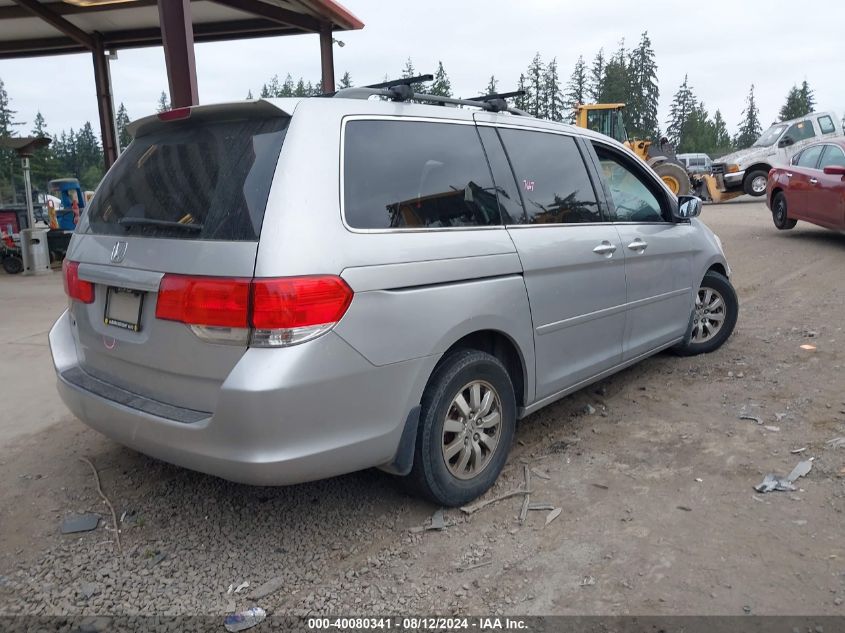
712,111,842,197
767,138,845,231
677,153,713,175
49,92,737,506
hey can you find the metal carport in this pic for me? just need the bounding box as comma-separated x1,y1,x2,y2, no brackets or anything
0,0,364,169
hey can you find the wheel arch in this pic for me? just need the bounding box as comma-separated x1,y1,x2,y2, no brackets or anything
743,163,773,182
434,329,528,409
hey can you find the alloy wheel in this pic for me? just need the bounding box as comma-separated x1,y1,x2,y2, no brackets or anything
441,380,502,480
691,287,727,343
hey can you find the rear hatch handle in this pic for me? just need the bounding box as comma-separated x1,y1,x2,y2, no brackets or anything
78,262,163,293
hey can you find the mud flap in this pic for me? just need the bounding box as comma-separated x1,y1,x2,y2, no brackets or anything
379,405,421,476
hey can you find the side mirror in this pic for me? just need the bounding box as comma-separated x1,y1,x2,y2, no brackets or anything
823,165,845,176
778,136,795,148
674,195,702,220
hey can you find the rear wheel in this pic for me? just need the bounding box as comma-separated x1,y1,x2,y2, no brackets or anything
771,192,797,230
744,169,769,197
674,271,738,356
407,350,516,507
2,255,23,275
654,161,691,196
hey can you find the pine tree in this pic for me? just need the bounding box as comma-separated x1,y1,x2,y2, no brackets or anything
401,58,426,93
293,78,307,98
734,84,762,149
564,55,588,123
599,41,629,105
779,85,803,121
338,71,353,90
156,91,170,113
627,32,659,139
281,74,295,97
666,75,696,148
429,61,452,97
712,109,733,155
0,77,19,202
526,53,545,118
28,111,56,193
588,48,605,102
514,74,529,111
481,75,498,97
543,58,564,122
76,122,104,189
115,103,131,151
246,89,254,100
798,80,815,115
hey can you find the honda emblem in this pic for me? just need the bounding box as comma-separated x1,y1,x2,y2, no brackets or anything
110,241,128,264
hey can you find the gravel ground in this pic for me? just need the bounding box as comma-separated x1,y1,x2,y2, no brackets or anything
1,200,844,620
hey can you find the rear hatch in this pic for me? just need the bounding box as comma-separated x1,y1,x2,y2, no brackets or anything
65,101,290,412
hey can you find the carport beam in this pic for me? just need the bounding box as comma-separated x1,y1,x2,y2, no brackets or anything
92,42,118,169
319,23,335,94
158,0,199,108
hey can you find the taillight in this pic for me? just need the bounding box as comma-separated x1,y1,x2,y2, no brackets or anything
155,274,353,347
156,275,251,328
62,260,95,304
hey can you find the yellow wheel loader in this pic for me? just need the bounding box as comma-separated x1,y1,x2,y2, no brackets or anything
575,103,691,196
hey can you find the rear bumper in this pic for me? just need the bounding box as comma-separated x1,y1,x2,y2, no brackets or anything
50,310,436,485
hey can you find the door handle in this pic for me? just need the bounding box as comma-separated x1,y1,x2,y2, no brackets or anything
809,178,818,184
786,172,793,178
593,241,617,256
627,239,648,252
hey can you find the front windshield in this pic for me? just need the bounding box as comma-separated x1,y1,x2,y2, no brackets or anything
753,124,788,148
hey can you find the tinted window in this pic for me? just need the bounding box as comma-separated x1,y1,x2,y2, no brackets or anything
594,145,666,223
786,120,816,143
797,145,824,168
498,129,599,224
476,126,524,224
818,115,836,135
85,117,288,240
344,120,501,229
820,145,845,168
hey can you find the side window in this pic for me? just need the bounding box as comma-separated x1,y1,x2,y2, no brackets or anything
818,115,836,135
497,129,600,224
476,126,525,224
343,120,502,229
819,145,845,168
593,145,667,223
786,120,816,143
796,145,824,169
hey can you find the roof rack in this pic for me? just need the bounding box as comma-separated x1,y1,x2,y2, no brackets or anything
331,74,529,116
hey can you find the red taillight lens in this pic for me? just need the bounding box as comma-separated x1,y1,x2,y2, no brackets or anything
154,274,353,331
62,260,95,304
156,275,251,328
251,276,353,329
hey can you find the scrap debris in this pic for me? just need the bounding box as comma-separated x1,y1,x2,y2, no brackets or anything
580,575,596,587
544,507,562,526
460,487,532,515
224,607,266,632
754,459,814,493
739,414,763,425
60,513,99,535
826,437,845,450
78,457,122,554
457,559,493,573
518,466,531,524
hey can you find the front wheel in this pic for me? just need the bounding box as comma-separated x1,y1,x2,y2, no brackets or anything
674,271,738,356
771,192,797,230
744,169,769,197
407,350,516,507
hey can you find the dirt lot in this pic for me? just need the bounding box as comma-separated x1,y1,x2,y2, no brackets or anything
0,200,844,618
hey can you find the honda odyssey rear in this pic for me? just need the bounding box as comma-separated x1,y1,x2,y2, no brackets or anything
51,86,736,506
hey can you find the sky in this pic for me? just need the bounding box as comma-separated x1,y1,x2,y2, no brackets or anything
1,0,844,142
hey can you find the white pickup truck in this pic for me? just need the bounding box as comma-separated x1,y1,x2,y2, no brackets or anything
711,111,843,197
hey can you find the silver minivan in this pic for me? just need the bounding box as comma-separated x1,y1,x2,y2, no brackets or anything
50,86,737,506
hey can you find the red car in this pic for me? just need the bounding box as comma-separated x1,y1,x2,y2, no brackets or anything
767,138,845,231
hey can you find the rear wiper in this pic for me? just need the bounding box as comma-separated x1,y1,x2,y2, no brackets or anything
118,218,203,233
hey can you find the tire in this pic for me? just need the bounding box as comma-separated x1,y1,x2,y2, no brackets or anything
744,169,769,197
2,255,23,275
771,192,797,230
674,271,739,356
653,161,691,196
407,349,516,507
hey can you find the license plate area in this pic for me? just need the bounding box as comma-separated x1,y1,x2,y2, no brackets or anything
104,287,145,332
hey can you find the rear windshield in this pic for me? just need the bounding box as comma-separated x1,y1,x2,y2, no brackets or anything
84,116,288,240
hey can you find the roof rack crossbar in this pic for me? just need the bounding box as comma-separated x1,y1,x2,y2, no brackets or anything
365,74,434,90
332,85,529,116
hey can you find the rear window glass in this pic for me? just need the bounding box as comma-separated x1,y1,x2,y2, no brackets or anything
84,117,288,240
343,120,502,229
818,116,835,135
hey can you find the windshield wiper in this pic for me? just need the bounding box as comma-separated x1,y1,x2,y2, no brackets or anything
118,217,203,233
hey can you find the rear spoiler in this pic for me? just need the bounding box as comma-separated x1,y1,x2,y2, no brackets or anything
127,99,296,139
